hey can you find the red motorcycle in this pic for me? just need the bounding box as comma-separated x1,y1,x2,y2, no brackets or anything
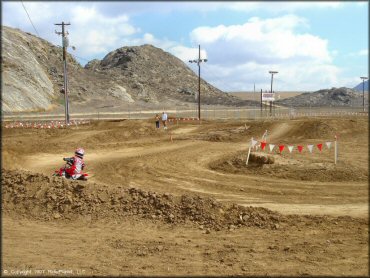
53,157,88,181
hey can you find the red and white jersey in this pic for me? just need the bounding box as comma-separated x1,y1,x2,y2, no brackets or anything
73,156,85,174
65,156,85,178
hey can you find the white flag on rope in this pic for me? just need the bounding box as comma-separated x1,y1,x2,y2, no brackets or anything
288,146,294,153
251,138,258,147
325,141,332,149
307,144,314,153
269,144,275,152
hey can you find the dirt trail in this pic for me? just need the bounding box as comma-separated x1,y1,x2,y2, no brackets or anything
268,122,293,140
7,118,369,217
2,117,368,276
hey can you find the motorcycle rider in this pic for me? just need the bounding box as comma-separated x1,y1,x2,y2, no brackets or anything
63,148,86,180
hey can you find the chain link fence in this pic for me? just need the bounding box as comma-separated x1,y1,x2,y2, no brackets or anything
2,104,368,122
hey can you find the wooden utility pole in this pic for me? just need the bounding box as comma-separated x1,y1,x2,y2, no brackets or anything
189,45,207,122
269,71,278,117
360,77,368,112
253,83,256,119
334,135,338,164
55,22,71,125
198,45,201,122
260,89,263,117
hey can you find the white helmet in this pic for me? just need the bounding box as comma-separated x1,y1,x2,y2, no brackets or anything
75,147,85,158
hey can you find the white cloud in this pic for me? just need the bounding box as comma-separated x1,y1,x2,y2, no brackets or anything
169,45,198,61
67,6,139,56
340,76,367,89
358,49,369,56
200,61,341,92
2,2,139,58
2,2,365,92
190,15,331,65
184,15,343,91
71,6,98,24
18,2,55,24
347,49,369,58
356,49,368,56
356,2,368,7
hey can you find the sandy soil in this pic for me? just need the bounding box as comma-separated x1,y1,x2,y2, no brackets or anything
2,116,368,276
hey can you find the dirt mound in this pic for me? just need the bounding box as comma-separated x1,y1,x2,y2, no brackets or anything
85,120,161,144
1,119,164,157
209,151,368,182
249,153,275,164
200,131,230,142
284,121,337,140
2,169,287,230
195,119,336,143
195,123,267,142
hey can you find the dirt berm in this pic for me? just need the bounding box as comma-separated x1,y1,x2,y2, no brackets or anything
3,168,358,232
2,168,281,230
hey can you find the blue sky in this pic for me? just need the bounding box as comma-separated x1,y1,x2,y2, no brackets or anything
2,1,368,92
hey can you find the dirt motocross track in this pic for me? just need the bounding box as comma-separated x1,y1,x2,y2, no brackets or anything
2,116,369,276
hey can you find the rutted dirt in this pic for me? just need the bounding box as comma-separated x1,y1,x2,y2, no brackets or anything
2,168,285,230
210,151,368,182
2,116,368,276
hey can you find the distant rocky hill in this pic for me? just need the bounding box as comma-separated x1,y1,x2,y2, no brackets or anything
2,26,251,113
85,45,248,106
275,87,367,107
353,80,368,92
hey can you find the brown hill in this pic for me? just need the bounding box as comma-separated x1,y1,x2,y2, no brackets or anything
85,44,250,107
275,87,367,107
2,26,252,113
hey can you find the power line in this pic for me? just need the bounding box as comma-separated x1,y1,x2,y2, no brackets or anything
20,0,40,37
20,1,91,65
21,1,177,69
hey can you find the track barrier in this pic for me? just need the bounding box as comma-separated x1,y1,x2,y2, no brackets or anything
2,108,368,122
247,134,339,165
168,117,199,123
4,120,90,129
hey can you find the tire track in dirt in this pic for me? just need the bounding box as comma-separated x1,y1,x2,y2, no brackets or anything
2,117,368,277
5,118,368,217
88,138,367,217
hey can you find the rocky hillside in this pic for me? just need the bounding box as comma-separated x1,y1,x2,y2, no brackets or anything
2,26,250,113
2,26,112,112
2,26,62,112
85,45,248,106
275,87,366,107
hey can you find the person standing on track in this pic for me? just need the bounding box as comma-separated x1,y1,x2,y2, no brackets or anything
162,111,168,130
155,114,160,129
